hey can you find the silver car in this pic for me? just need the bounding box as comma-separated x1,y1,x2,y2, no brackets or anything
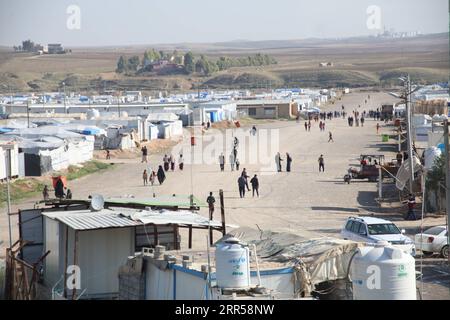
341,216,416,256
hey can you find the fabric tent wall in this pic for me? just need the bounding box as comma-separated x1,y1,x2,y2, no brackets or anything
24,153,43,176
169,120,183,136
0,143,20,179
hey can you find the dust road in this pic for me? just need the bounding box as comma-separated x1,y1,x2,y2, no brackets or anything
1,91,445,252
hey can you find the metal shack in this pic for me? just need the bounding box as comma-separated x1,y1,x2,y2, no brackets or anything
17,195,231,300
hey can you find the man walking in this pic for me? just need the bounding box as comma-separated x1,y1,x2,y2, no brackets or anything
318,154,325,172
304,122,308,131
328,131,334,142
206,192,216,218
141,146,148,163
219,152,225,172
405,194,416,220
250,174,259,197
238,175,246,198
229,152,236,171
241,168,250,191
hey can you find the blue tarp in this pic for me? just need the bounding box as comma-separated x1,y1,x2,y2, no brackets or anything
0,127,14,133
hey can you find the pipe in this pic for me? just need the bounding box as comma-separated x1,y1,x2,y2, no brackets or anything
251,244,262,287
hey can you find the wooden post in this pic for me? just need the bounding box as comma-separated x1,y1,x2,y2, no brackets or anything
209,206,213,246
220,189,226,236
173,225,178,250
153,225,158,246
188,225,193,249
72,231,79,300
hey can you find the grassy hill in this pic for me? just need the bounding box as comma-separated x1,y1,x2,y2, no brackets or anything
0,33,448,93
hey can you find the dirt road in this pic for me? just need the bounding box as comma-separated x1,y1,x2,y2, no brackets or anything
2,90,446,254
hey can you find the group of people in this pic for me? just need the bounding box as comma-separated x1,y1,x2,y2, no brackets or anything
142,152,185,187
275,152,293,172
43,179,72,200
219,137,241,172
237,168,259,198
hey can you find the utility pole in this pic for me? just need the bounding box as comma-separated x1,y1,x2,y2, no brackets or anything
404,75,415,193
26,99,30,128
63,82,67,114
444,119,450,263
4,145,13,247
117,91,121,118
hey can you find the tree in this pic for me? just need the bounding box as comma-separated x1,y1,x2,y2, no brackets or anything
116,56,127,73
127,56,140,71
184,51,195,74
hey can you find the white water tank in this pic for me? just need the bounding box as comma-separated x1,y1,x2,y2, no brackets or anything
351,242,416,300
215,237,251,289
86,108,100,119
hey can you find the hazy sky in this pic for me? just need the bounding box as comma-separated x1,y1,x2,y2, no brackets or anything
0,0,448,46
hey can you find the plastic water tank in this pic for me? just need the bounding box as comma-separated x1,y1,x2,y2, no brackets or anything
86,108,100,120
215,237,251,289
351,242,416,300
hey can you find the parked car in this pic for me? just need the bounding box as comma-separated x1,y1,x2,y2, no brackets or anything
414,226,448,258
341,216,416,256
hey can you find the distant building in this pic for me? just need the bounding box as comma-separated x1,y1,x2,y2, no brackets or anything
236,99,297,119
47,43,64,54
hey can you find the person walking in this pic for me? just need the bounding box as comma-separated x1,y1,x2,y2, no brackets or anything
149,170,156,185
250,174,259,197
42,185,49,200
238,175,246,198
241,168,250,191
157,165,166,185
170,154,175,171
178,154,184,170
275,152,283,172
360,116,365,127
286,153,292,172
405,194,417,220
235,158,240,171
319,121,323,131
376,123,380,134
308,121,311,132
328,131,334,142
106,149,111,160
143,169,148,186
219,152,225,172
318,154,325,172
141,146,148,163
163,154,170,171
66,188,72,199
304,122,308,131
206,192,215,218
229,152,236,171
55,177,65,199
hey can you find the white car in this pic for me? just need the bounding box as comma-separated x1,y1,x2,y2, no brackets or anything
341,216,416,256
414,226,448,258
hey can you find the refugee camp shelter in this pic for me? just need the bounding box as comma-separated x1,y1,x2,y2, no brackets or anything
236,99,297,119
0,141,21,180
1,126,95,176
17,195,231,299
193,101,237,124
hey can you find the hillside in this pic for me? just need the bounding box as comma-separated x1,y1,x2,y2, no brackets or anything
0,33,448,94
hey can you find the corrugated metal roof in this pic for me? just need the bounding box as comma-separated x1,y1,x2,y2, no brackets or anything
42,208,236,231
235,99,294,106
43,209,141,230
